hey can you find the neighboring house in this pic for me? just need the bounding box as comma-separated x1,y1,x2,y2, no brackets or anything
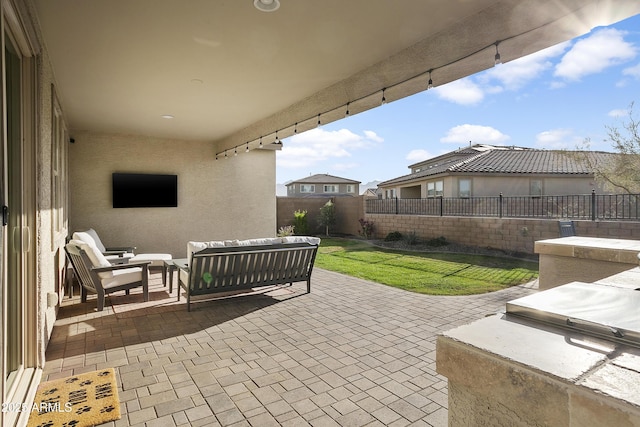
378,144,617,199
286,174,361,197
363,188,381,198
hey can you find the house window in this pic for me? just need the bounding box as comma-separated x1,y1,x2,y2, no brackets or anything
385,189,396,199
427,180,443,197
323,185,338,193
300,184,315,193
459,179,471,198
530,179,543,197
346,184,355,193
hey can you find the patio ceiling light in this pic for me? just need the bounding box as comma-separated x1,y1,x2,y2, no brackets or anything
254,0,280,12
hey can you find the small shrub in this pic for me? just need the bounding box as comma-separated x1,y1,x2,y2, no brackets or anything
426,236,448,247
293,209,308,235
358,218,375,239
277,225,295,237
384,231,403,242
404,231,419,245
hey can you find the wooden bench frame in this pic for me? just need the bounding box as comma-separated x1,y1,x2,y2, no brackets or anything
177,242,318,311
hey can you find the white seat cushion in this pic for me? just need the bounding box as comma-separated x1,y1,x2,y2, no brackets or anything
101,267,142,289
130,253,172,267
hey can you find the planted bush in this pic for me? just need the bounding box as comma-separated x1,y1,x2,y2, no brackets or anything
293,209,308,235
404,231,419,245
384,231,403,242
358,218,375,239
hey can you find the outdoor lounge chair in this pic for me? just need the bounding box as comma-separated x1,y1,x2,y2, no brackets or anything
65,240,151,311
72,228,136,263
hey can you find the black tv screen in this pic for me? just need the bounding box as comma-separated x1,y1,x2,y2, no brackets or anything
112,173,178,208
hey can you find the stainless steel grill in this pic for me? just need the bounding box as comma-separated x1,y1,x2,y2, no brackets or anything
506,282,640,348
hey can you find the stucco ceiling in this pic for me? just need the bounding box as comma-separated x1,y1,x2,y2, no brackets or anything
34,0,640,153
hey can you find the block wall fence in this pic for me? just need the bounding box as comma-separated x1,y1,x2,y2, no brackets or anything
277,196,640,254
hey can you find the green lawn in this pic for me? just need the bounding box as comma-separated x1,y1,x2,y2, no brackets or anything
315,238,538,296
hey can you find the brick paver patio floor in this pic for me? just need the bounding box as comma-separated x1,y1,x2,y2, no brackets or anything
44,268,538,427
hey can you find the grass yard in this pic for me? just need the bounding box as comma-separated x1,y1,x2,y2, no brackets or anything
315,238,538,296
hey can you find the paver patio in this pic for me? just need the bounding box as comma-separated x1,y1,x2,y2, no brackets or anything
44,267,538,427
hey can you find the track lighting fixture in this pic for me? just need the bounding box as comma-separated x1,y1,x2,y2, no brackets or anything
216,37,522,160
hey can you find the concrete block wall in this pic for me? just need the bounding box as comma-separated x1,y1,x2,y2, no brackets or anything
368,214,640,255
278,195,640,255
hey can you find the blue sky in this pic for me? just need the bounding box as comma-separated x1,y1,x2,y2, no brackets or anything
276,13,640,189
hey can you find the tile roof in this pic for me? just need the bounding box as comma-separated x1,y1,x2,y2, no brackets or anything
287,173,361,185
380,149,616,186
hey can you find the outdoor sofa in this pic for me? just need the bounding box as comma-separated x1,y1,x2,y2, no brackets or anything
178,236,320,311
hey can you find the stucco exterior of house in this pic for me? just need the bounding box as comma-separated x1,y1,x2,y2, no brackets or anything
286,174,360,197
378,144,617,199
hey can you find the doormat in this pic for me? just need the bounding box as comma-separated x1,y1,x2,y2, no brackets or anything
26,368,120,427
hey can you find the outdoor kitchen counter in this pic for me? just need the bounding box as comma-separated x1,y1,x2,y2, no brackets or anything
437,299,640,426
535,236,640,290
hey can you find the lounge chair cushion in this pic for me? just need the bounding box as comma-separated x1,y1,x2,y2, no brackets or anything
69,239,113,279
101,267,143,289
73,229,108,253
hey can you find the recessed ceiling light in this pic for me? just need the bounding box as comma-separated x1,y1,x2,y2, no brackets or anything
161,115,174,119
254,0,280,12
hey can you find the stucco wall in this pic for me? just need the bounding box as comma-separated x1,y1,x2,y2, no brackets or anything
35,31,62,361
69,132,276,258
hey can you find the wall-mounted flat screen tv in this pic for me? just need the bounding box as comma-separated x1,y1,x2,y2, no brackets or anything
112,173,178,208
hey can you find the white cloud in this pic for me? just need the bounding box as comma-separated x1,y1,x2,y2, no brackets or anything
608,109,628,117
554,28,637,81
440,124,510,144
623,63,640,78
277,128,382,169
534,129,582,149
484,43,567,90
405,149,432,163
432,78,484,105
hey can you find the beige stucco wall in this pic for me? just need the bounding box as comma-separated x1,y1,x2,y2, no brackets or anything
69,132,276,258
276,196,364,236
34,19,64,363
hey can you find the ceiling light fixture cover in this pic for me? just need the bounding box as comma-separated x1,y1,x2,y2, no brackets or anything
254,0,280,12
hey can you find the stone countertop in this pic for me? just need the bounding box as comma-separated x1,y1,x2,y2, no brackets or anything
438,312,640,409
535,236,640,264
